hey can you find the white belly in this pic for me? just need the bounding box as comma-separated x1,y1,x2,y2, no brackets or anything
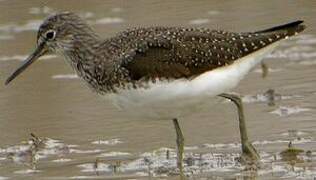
105,42,280,120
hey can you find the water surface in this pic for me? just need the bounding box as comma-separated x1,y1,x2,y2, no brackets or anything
0,0,316,179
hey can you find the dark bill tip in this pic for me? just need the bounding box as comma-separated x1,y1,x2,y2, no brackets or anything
5,43,46,86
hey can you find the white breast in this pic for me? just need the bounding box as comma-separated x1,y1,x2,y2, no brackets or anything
105,42,280,120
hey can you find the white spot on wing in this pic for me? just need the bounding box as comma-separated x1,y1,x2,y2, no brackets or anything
107,42,281,119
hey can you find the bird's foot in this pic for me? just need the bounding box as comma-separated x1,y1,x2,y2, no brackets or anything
240,141,261,170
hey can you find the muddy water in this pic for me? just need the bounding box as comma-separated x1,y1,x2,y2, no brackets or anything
0,0,316,179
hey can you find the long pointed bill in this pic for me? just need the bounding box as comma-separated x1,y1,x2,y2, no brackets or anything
5,42,47,85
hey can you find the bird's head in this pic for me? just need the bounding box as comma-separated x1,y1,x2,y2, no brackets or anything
5,12,97,85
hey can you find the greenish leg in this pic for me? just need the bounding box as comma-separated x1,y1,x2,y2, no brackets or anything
219,93,260,161
172,118,185,178
261,62,269,78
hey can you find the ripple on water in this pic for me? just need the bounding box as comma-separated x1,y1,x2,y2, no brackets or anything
0,135,71,166
253,67,283,74
188,19,210,25
280,130,309,137
270,106,311,116
0,15,125,36
69,149,102,154
207,10,220,15
98,151,131,157
253,137,314,145
298,59,316,65
0,34,13,40
263,34,316,66
0,20,42,33
111,7,123,13
201,142,240,149
51,74,79,80
1,135,315,179
79,12,95,19
69,176,102,179
267,39,316,62
51,158,72,163
222,90,301,106
28,6,54,15
94,17,124,25
0,54,56,62
295,34,316,45
91,138,123,145
14,169,41,174
77,162,111,173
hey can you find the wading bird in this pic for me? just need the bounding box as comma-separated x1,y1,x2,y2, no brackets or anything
5,12,305,177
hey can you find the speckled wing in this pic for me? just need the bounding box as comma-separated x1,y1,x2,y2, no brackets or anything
117,21,305,81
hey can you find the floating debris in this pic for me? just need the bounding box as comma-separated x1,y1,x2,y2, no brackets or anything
109,160,122,174
280,142,304,163
2,135,316,179
0,137,316,179
1,133,70,169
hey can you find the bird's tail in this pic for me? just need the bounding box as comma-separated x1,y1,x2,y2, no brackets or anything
255,20,306,36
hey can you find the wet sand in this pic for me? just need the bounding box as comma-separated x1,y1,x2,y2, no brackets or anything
0,0,316,179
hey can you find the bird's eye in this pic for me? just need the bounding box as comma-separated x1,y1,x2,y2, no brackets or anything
45,30,56,40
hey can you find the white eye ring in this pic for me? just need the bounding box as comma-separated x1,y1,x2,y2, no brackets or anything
45,30,56,40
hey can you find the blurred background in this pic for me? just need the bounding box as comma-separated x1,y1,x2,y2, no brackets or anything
0,0,315,179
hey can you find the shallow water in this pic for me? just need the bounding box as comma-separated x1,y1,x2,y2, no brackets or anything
0,0,316,179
